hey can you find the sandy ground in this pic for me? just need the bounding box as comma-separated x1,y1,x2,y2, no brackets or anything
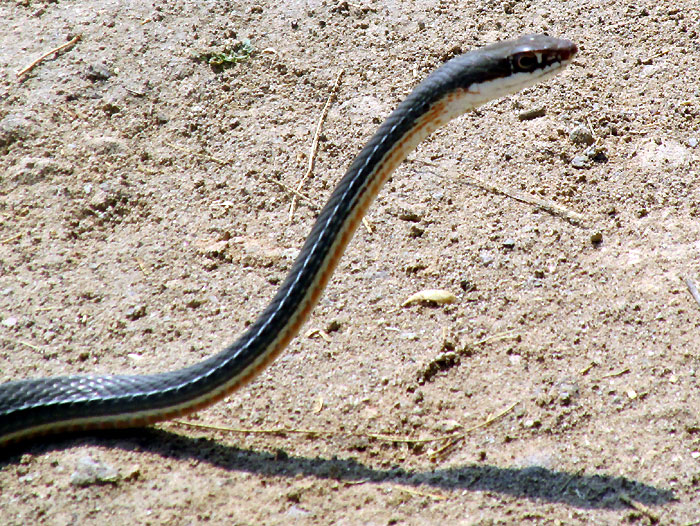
1,0,699,524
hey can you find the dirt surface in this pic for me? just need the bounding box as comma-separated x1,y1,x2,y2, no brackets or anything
1,0,699,524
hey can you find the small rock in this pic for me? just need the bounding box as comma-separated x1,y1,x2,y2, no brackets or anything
70,456,119,486
524,418,541,429
84,63,113,81
402,289,456,307
408,225,424,238
569,125,594,146
1,316,18,327
200,240,229,258
326,319,342,333
515,452,556,469
0,114,33,147
556,379,580,406
502,238,516,249
10,157,66,184
438,419,462,433
571,155,589,169
397,210,422,222
584,144,608,163
89,190,111,211
688,137,698,148
123,465,141,481
286,505,310,518
590,232,603,245
87,135,125,154
125,304,147,321
518,106,546,121
102,101,121,115
480,252,494,266
186,298,204,309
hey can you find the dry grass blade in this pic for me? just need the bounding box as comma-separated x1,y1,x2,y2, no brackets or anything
395,486,447,501
430,401,519,460
597,367,630,380
17,34,82,78
289,69,345,220
1,233,22,244
459,173,586,225
172,420,327,437
172,420,468,446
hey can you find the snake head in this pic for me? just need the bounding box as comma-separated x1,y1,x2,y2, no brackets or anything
507,34,578,74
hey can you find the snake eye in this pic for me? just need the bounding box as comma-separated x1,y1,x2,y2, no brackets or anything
515,52,539,71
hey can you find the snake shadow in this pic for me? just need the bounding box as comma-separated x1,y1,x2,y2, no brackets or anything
0,428,674,510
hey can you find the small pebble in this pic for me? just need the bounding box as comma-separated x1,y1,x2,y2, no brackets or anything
438,419,462,433
569,125,594,146
1,316,18,327
571,155,588,169
70,456,119,486
87,136,125,154
555,380,579,405
286,505,311,518
0,114,33,146
518,106,546,121
84,62,113,81
125,304,147,321
480,252,494,266
524,418,541,429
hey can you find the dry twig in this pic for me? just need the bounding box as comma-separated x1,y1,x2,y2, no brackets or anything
172,419,454,444
17,34,82,78
579,361,597,375
289,69,344,220
429,400,519,459
1,233,22,244
1,338,42,353
597,367,630,381
172,400,519,449
459,172,586,225
474,329,519,346
395,486,447,501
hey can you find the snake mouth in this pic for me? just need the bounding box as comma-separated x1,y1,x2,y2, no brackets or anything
558,40,578,62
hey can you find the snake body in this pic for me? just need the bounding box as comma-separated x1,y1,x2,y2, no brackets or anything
0,35,577,446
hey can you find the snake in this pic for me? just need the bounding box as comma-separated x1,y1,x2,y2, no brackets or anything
0,34,577,446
